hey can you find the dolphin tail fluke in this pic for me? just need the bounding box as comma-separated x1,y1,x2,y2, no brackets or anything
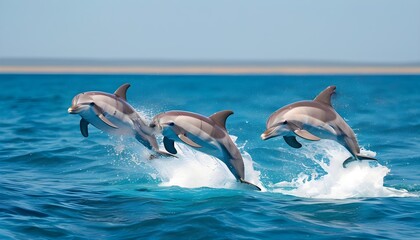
343,155,377,168
148,151,178,160
240,178,261,191
356,154,377,161
157,150,178,158
342,157,356,168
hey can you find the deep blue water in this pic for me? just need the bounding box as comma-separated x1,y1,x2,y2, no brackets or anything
0,74,419,239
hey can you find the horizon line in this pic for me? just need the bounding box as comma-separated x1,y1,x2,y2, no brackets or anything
1,57,420,67
1,65,420,75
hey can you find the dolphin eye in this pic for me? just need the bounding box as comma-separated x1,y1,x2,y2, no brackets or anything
149,123,156,128
283,121,288,125
169,122,175,126
89,102,95,106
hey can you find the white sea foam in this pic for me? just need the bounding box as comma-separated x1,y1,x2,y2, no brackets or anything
129,135,264,191
113,109,414,198
111,109,263,191
272,140,415,199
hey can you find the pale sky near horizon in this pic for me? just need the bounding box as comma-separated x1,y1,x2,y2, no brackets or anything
0,0,419,63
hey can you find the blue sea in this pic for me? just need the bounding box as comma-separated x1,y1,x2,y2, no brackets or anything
0,74,419,239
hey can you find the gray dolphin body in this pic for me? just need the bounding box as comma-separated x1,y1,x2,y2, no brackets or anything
261,86,376,167
151,110,261,190
68,83,170,156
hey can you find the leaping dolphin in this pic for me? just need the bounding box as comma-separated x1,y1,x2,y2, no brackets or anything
261,86,376,167
68,83,172,157
150,110,261,190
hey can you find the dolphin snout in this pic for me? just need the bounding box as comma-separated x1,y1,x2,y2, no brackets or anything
68,103,92,114
261,128,277,140
260,133,268,140
149,120,164,132
68,106,77,114
68,105,85,114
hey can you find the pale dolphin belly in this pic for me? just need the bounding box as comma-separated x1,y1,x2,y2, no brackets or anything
173,127,242,180
302,120,359,157
187,133,224,159
286,111,339,141
162,127,223,159
302,123,338,141
80,108,135,136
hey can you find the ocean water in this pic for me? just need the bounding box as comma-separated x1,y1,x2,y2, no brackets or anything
0,74,419,239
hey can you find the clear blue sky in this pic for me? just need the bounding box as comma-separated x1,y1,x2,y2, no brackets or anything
0,0,419,63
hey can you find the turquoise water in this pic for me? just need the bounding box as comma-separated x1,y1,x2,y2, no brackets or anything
0,74,419,239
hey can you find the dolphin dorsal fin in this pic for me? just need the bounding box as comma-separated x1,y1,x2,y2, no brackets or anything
313,85,336,107
114,83,130,101
209,110,233,129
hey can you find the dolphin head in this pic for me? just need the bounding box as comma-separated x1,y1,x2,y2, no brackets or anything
68,93,94,114
149,113,176,134
261,120,291,140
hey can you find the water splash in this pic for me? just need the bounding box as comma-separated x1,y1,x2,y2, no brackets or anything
272,140,415,199
108,108,414,198
113,135,264,191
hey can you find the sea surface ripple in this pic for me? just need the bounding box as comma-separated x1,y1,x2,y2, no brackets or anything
0,74,419,239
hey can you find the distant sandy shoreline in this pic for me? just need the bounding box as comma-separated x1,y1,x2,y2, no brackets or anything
1,66,420,75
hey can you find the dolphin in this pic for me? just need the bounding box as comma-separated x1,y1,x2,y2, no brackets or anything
261,86,376,167
150,110,261,190
68,83,172,157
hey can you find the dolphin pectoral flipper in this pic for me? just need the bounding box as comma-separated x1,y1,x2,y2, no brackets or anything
163,136,177,154
92,105,118,129
178,134,202,148
240,178,262,191
135,133,177,159
80,118,89,137
98,114,118,129
294,129,321,141
283,136,302,148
